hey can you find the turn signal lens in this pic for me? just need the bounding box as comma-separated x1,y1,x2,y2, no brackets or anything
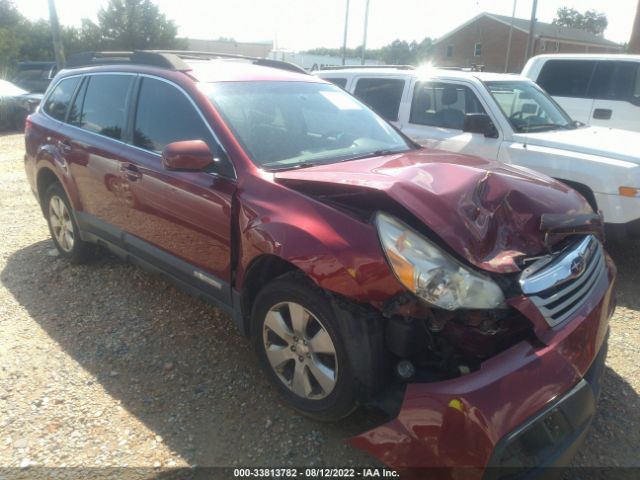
619,187,639,197
387,249,415,290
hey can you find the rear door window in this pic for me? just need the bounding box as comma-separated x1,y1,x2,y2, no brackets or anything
410,81,486,130
537,60,596,98
43,77,80,121
589,61,640,102
78,74,134,140
353,77,405,121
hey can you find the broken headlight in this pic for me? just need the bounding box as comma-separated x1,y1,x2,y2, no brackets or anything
376,212,506,310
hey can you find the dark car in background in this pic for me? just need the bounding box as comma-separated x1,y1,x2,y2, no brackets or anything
24,51,615,478
0,79,42,131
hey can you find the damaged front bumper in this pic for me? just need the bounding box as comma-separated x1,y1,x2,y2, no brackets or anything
348,256,615,480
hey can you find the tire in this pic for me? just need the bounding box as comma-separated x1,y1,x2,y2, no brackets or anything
251,274,358,421
44,183,95,263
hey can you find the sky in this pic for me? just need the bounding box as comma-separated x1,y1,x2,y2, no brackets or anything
16,0,638,50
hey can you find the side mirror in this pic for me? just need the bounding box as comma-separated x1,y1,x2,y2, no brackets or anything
463,113,498,138
162,140,213,171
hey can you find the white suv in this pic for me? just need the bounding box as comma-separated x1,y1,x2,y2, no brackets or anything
522,54,640,132
317,67,640,238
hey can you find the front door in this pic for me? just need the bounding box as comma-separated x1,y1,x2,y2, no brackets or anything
119,76,236,304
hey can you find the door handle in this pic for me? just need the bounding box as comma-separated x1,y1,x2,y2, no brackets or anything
57,139,72,153
120,163,142,181
593,108,612,120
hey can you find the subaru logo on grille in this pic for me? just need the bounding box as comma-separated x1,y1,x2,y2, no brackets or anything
570,255,586,277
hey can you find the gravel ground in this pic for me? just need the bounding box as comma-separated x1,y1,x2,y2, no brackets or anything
0,132,638,478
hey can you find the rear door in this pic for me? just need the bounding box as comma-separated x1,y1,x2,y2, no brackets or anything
401,79,501,160
588,61,640,131
535,59,595,124
62,73,136,244
351,76,407,127
118,76,236,303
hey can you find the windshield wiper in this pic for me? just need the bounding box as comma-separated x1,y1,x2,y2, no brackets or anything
264,161,323,172
518,123,572,132
337,149,407,163
264,149,407,172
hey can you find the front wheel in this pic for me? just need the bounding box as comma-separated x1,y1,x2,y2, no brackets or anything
251,275,358,421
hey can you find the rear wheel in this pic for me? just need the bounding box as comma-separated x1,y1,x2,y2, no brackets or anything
44,183,95,263
252,276,358,421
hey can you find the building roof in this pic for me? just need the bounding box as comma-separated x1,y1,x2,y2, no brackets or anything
435,12,621,49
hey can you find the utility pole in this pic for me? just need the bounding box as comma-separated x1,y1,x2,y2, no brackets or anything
630,0,640,53
341,0,350,65
361,0,370,65
524,0,538,61
48,0,65,69
504,0,517,72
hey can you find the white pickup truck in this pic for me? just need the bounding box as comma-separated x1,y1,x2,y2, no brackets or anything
317,67,640,238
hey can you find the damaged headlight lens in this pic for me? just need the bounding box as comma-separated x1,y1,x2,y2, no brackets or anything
376,212,506,310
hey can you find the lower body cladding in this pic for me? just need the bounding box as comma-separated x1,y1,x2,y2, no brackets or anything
348,262,615,480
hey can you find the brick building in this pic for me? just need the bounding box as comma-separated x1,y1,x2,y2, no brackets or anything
431,12,622,73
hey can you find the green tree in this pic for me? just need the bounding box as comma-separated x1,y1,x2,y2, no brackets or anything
0,0,26,70
380,40,414,65
552,7,608,36
305,36,434,66
91,0,186,50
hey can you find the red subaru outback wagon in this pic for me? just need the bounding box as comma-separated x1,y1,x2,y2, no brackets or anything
25,51,615,477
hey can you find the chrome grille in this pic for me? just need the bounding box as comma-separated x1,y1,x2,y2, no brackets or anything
519,235,606,327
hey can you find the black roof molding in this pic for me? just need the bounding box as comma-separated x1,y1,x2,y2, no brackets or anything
65,50,308,74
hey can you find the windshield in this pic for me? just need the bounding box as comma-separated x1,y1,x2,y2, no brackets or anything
485,81,576,133
203,81,411,170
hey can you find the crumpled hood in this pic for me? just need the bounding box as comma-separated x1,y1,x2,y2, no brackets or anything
518,126,640,165
275,149,592,273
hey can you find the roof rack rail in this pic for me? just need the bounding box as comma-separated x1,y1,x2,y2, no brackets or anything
317,64,416,71
65,50,308,75
146,50,308,74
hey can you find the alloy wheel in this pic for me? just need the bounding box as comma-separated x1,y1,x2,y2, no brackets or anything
49,195,75,253
262,301,338,399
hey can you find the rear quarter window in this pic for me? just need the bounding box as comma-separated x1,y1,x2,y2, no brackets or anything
43,77,80,121
353,77,405,121
537,60,595,98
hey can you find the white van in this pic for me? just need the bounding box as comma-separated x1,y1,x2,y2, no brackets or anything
316,67,640,238
522,54,640,132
